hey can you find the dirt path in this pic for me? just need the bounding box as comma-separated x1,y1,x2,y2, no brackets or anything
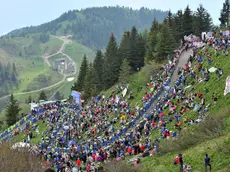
42,36,77,75
0,76,66,101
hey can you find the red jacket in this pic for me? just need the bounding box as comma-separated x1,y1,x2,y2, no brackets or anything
76,159,81,166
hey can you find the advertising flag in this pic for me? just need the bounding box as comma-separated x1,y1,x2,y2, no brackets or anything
71,90,81,106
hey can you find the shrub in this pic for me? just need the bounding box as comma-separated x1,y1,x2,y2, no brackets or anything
104,160,141,172
0,143,44,172
160,115,225,153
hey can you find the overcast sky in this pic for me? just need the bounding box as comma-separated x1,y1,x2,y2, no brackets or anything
0,0,224,35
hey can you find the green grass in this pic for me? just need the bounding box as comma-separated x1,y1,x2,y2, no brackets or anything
15,80,65,102
141,132,230,172
15,57,49,92
40,36,63,55
13,121,48,144
102,61,163,105
56,80,75,99
92,46,230,171
0,35,64,94
57,21,72,35
24,69,63,92
0,34,63,58
136,47,230,171
0,34,94,115
0,103,30,132
64,40,95,69
0,48,15,64
1,43,230,171
0,34,94,99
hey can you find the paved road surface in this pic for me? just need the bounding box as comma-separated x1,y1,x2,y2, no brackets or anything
0,76,66,101
170,49,193,85
127,48,193,133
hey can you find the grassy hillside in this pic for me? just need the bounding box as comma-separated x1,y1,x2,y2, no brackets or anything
14,57,48,92
0,35,63,96
64,41,95,67
53,80,75,99
0,34,63,58
24,69,63,92
40,36,63,55
0,48,15,64
0,34,95,111
2,42,230,171
137,47,230,171
97,47,230,172
0,80,66,130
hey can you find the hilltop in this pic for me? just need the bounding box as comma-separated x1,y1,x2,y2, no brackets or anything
4,6,167,49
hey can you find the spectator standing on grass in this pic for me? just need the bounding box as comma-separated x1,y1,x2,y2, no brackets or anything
179,153,183,172
205,154,212,172
45,168,56,172
212,93,218,104
76,158,81,171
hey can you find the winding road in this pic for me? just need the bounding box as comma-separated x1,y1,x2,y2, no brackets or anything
0,36,76,101
42,36,77,76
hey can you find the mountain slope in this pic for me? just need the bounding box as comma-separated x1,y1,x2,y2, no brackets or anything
0,6,167,109
4,6,168,49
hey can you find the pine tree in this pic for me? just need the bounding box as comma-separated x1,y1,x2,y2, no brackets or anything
5,94,21,126
128,26,139,71
83,63,93,99
156,24,176,59
11,72,17,83
193,4,213,36
167,10,173,28
127,26,144,72
119,31,132,62
12,63,16,73
103,33,120,89
92,50,104,95
146,18,160,62
172,10,184,43
28,95,32,103
39,91,47,101
183,6,193,36
203,13,213,31
140,29,148,46
136,35,145,69
219,0,230,27
0,120,3,130
72,55,88,92
119,59,132,85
